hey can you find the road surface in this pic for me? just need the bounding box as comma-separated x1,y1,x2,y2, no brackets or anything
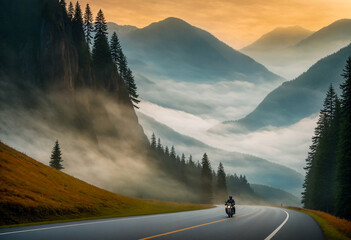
0,205,325,240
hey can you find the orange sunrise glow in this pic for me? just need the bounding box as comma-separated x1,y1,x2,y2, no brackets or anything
78,0,351,48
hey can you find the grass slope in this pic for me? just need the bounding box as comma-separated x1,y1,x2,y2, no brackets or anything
0,142,211,226
286,207,351,240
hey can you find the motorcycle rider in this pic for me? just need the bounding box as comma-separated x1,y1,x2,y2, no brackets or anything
225,195,236,216
225,195,235,206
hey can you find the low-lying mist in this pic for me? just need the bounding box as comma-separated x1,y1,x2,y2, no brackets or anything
0,80,197,202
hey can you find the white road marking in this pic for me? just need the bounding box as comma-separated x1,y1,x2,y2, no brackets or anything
0,206,219,236
264,209,289,240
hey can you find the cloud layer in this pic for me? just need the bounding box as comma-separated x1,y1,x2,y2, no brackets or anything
138,100,317,173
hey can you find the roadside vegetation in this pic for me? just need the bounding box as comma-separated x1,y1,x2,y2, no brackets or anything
0,142,212,227
286,207,351,240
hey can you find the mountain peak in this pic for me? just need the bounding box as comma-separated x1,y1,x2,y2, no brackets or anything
242,25,313,52
144,17,192,31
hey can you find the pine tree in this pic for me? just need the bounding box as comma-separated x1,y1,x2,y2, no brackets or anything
117,50,128,79
170,146,176,159
59,0,66,12
216,162,228,201
157,138,162,151
335,57,351,219
164,146,169,156
109,32,122,70
302,87,334,209
73,2,83,25
201,153,212,203
92,9,114,72
124,68,140,108
83,3,93,47
67,2,74,20
49,140,64,170
150,133,156,149
310,84,338,211
72,2,84,42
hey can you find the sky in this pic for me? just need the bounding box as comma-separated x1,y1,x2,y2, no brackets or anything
78,0,351,48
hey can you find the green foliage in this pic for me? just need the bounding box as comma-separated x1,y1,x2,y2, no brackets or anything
49,140,64,170
201,153,212,203
216,162,228,201
335,57,351,220
124,68,140,108
92,9,112,70
109,32,122,70
147,133,257,204
109,31,140,107
150,133,156,149
83,4,93,47
67,2,74,20
303,57,351,220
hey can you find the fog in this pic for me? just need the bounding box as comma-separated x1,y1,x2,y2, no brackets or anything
134,73,283,120
0,81,197,201
138,100,317,173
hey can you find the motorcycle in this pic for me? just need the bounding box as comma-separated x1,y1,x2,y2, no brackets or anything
225,203,235,217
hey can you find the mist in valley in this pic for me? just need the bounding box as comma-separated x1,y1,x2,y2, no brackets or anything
0,80,198,202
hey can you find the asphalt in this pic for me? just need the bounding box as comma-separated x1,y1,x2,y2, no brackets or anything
0,205,325,240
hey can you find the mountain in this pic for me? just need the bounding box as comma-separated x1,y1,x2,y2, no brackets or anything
0,0,203,203
114,17,284,84
294,19,351,52
242,26,313,52
241,19,351,79
0,142,209,225
251,184,301,207
107,22,138,34
137,112,304,197
214,44,351,133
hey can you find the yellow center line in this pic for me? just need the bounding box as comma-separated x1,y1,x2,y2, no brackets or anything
139,208,261,240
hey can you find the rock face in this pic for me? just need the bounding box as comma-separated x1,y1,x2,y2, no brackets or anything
0,0,147,150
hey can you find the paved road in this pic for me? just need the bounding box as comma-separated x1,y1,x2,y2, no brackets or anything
0,205,325,240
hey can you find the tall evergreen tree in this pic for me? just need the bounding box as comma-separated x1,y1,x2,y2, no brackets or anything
83,3,93,47
302,87,334,209
124,68,140,108
157,138,162,151
49,140,64,170
201,153,212,203
150,133,156,149
67,2,74,20
109,32,122,70
72,2,84,42
216,162,228,201
170,146,176,160
117,50,128,79
164,146,169,156
335,57,351,219
92,10,113,70
59,0,66,12
310,85,338,212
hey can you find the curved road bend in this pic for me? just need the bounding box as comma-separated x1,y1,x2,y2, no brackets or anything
0,205,325,240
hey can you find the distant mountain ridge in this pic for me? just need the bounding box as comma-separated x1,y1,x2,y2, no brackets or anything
242,26,313,52
111,17,284,84
214,44,351,133
241,19,351,79
107,22,138,35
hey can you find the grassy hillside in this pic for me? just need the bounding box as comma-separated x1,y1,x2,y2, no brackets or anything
0,142,211,226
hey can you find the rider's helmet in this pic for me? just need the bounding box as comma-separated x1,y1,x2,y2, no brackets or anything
229,196,232,199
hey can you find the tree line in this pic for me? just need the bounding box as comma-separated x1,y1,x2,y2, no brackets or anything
302,57,351,220
149,133,256,203
59,0,139,107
